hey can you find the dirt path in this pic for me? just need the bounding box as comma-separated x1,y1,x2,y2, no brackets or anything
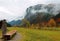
0,33,22,41
9,33,22,41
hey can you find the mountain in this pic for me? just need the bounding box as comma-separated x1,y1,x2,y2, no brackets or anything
8,20,22,26
25,4,55,24
7,22,11,27
25,4,54,19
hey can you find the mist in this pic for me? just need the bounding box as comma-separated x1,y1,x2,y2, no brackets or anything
0,0,60,21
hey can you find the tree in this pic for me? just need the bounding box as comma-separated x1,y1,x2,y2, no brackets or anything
48,18,56,27
21,19,30,28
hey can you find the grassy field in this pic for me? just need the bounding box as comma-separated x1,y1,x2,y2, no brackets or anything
6,27,60,41
0,27,60,41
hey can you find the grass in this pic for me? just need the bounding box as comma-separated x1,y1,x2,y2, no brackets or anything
7,27,60,41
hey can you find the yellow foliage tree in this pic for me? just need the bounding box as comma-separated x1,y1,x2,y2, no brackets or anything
48,18,56,27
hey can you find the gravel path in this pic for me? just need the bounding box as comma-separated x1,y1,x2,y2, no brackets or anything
0,33,22,41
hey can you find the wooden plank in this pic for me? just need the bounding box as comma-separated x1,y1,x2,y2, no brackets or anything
6,30,17,35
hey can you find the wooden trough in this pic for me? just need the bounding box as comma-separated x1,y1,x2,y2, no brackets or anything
0,19,17,40
4,30,17,40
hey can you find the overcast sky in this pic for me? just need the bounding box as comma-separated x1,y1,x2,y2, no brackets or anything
0,0,60,22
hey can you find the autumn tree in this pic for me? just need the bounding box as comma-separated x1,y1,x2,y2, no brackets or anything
48,18,56,27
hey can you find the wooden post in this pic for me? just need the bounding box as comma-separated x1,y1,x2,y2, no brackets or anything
1,20,7,38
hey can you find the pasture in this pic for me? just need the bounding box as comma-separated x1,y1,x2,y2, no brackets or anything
0,27,60,41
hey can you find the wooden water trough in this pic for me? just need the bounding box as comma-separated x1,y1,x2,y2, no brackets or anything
4,30,17,40
0,19,17,40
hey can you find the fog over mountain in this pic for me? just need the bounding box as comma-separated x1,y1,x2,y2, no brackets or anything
0,0,60,22
0,0,60,21
25,4,60,18
9,4,60,26
25,4,60,24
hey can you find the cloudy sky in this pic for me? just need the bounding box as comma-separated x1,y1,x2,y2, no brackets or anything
0,0,60,22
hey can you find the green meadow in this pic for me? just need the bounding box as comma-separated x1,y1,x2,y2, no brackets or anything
3,27,60,41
